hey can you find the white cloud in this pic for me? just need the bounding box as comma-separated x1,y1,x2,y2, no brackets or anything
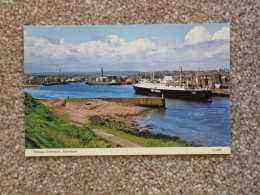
24,31,79,73
24,28,230,73
106,35,126,46
212,26,230,40
174,40,229,64
128,37,157,52
60,38,66,45
183,26,230,46
174,25,230,70
184,26,211,45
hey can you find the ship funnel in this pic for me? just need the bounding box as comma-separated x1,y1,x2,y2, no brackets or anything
101,67,103,77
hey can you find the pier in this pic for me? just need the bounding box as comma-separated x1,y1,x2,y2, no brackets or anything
212,88,230,97
98,97,165,108
43,81,69,86
65,97,165,108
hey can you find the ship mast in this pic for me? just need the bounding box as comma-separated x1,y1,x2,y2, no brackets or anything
59,67,61,80
152,66,155,80
180,66,182,83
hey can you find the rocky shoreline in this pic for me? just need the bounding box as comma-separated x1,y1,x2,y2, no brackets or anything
41,98,201,147
89,113,201,147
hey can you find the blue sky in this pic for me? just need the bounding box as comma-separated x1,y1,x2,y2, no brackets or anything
24,24,230,73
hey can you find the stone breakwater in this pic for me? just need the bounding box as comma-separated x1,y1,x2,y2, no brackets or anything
97,97,165,108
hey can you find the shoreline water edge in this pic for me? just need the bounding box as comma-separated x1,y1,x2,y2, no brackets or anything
25,83,230,147
25,92,201,148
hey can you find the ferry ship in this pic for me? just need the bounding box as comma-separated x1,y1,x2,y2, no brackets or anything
133,68,212,101
133,82,212,101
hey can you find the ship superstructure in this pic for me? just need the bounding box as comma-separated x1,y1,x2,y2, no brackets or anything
133,67,212,101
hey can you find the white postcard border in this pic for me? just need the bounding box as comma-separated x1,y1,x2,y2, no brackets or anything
25,147,230,157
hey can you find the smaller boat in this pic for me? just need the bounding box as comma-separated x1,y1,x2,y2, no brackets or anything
86,68,121,85
86,81,121,85
43,81,69,86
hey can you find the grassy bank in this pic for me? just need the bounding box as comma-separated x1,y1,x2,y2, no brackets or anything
89,115,188,147
65,98,91,103
25,93,118,148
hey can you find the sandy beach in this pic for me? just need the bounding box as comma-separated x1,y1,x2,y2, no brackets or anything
24,84,42,88
39,98,148,147
40,98,147,125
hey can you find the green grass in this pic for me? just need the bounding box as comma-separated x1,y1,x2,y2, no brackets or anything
90,125,186,147
65,98,90,103
25,93,118,149
89,115,187,147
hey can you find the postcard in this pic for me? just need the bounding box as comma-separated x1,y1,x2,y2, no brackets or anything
24,24,230,156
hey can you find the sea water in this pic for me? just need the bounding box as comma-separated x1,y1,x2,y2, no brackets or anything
25,82,230,146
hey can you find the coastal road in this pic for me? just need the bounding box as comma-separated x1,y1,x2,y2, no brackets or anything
91,128,143,148
71,121,143,148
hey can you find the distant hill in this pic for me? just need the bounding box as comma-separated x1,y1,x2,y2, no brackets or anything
25,71,141,76
25,69,229,76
